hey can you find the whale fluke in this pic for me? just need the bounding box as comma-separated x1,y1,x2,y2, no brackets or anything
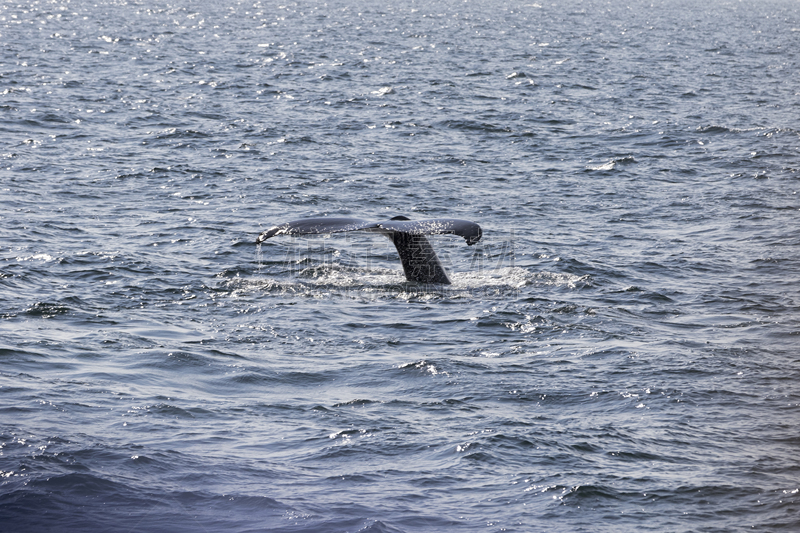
256,216,482,284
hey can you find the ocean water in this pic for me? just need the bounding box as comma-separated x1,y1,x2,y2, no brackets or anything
1,0,799,531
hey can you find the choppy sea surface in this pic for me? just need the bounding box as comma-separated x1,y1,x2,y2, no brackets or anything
2,0,799,531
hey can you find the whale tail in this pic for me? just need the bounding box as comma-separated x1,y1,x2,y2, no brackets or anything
256,216,482,284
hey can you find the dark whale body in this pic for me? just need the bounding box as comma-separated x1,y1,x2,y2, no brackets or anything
256,216,482,284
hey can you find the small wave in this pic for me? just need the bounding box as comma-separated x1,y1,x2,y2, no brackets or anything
695,124,765,135
759,127,800,138
585,155,636,171
152,128,211,140
25,302,70,317
14,253,59,262
529,271,593,289
125,403,200,419
397,359,449,376
587,160,616,171
332,398,377,408
437,119,512,133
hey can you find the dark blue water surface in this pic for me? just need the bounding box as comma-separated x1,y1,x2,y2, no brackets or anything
2,0,799,531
